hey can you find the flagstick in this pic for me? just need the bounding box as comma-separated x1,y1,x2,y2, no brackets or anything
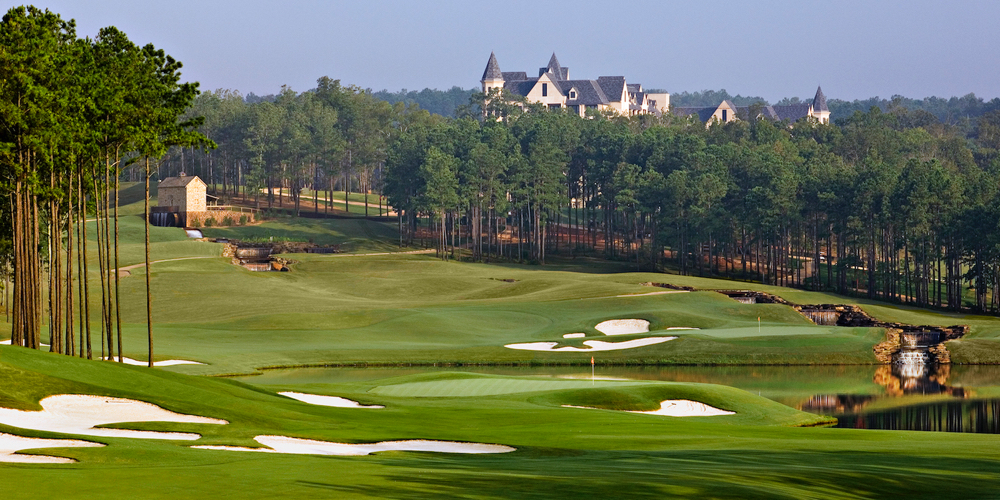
758,316,761,334
591,356,595,385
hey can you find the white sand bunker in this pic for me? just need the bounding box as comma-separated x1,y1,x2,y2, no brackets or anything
564,399,734,417
0,395,228,440
279,392,383,409
103,356,203,367
595,319,650,335
616,290,688,297
562,333,586,339
1,339,50,347
505,336,676,352
0,432,104,463
194,435,515,456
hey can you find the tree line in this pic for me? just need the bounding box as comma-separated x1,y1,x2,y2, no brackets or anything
0,6,206,360
174,80,404,217
170,81,1000,313
383,93,1000,313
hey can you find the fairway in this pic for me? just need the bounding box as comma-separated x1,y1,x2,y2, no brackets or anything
367,374,658,397
6,203,1000,498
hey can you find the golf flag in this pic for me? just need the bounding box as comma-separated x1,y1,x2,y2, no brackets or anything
591,356,594,365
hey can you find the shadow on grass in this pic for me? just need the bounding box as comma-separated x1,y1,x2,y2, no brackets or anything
296,449,1000,499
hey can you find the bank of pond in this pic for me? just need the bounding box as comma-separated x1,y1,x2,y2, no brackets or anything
234,363,1000,434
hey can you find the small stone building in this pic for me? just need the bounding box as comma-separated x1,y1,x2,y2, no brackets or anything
154,175,207,226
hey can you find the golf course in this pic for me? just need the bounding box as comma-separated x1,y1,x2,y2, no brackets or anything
5,6,1000,496
3,196,1000,498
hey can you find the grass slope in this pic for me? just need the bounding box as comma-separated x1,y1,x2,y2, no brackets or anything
7,202,1000,373
3,347,1000,498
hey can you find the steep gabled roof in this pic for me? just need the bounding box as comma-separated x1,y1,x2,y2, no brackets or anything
596,76,626,102
737,105,781,121
504,79,538,97
558,80,609,106
159,176,205,188
502,71,527,81
771,103,813,122
627,83,642,93
482,52,503,81
672,107,719,122
813,86,829,112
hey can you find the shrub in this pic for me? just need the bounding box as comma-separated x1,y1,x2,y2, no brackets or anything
239,214,248,225
204,217,215,227
190,218,202,228
222,216,235,226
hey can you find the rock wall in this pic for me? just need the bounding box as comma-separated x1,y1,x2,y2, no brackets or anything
188,210,255,227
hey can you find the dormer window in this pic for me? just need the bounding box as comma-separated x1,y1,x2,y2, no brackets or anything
569,90,577,99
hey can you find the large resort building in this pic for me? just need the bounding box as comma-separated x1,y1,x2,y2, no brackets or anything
481,52,830,125
481,52,669,117
672,87,830,125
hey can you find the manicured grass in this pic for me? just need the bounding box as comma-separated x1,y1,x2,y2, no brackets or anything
200,216,400,253
19,215,1000,374
4,347,1000,498
10,209,1000,497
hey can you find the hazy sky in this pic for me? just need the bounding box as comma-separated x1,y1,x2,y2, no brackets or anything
31,0,1000,102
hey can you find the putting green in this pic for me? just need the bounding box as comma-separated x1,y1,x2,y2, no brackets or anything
4,347,1000,498
369,374,656,397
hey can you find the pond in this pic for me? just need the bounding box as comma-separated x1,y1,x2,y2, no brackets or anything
232,364,1000,434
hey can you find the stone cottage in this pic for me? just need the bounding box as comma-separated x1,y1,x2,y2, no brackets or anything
153,175,207,226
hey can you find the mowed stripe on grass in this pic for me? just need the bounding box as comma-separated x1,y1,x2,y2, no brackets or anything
370,377,656,397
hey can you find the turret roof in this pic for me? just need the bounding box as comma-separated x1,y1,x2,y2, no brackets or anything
813,86,829,112
482,52,503,81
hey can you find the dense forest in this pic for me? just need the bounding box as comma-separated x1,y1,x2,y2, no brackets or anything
7,4,1000,361
373,86,1000,126
371,87,476,118
0,7,205,358
178,85,1000,313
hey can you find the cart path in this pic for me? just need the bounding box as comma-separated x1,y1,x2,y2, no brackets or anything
117,256,218,277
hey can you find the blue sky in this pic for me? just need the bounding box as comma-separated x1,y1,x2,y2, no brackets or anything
31,0,1000,101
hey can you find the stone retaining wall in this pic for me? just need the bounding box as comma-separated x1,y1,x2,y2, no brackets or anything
188,210,255,227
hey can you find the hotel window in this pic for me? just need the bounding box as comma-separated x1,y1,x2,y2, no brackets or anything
570,90,577,99
722,110,728,121
542,83,548,96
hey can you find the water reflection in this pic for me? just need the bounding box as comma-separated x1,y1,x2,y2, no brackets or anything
234,363,1000,433
835,399,1000,433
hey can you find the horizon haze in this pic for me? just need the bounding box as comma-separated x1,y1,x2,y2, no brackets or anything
31,0,1000,102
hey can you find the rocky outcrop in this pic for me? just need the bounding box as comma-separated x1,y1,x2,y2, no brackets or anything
640,281,970,364
873,329,902,364
641,282,695,291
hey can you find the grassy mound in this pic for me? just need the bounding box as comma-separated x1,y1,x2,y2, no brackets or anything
3,348,1000,498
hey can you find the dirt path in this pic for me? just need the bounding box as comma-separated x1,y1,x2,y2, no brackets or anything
328,248,436,257
118,256,218,277
269,189,398,216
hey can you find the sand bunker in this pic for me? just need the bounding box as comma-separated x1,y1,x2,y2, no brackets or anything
1,340,50,347
0,433,104,463
630,400,735,417
564,399,734,417
562,333,586,339
615,290,688,297
103,357,203,367
505,336,676,352
194,435,514,456
278,392,383,409
595,319,650,335
0,395,228,440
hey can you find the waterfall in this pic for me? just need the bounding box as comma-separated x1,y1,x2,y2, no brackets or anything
801,310,840,325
